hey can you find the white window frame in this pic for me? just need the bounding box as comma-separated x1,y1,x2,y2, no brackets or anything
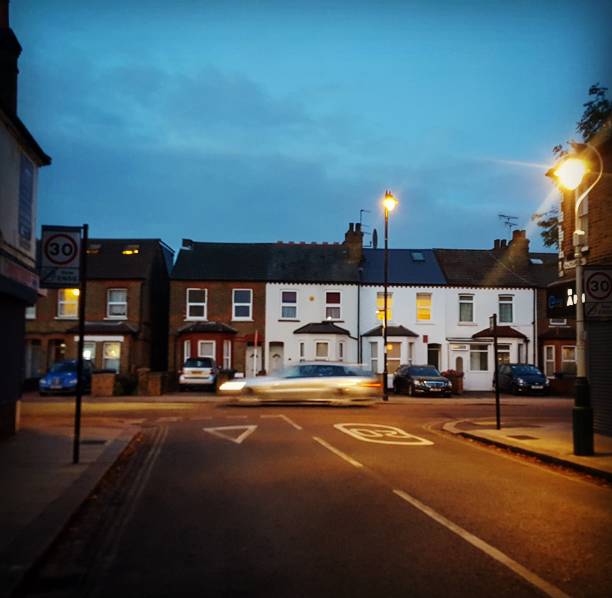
376,291,393,322
338,341,345,362
469,343,489,371
25,304,36,319
416,292,432,322
232,288,253,321
561,345,576,375
57,289,79,319
223,340,232,369
106,288,128,319
183,340,191,362
102,341,121,372
497,343,511,364
186,288,207,321
498,294,514,324
544,345,555,378
83,341,96,361
458,294,474,323
388,341,401,374
315,340,330,360
280,290,298,320
325,291,342,320
299,341,305,361
197,340,216,360
370,341,379,373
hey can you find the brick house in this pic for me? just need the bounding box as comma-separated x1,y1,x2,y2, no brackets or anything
25,239,173,379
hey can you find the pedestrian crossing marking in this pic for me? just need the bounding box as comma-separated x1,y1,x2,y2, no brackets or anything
203,425,257,444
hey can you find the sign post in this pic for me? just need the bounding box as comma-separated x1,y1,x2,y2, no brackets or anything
490,314,501,430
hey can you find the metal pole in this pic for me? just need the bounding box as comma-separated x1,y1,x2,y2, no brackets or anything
491,313,501,430
573,187,593,455
73,223,88,464
383,207,389,401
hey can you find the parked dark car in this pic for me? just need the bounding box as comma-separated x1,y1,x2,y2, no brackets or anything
493,364,550,395
39,360,93,395
393,364,452,397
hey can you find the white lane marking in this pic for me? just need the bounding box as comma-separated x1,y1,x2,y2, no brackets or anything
335,423,433,446
203,425,257,444
261,414,303,430
313,436,363,468
392,489,570,598
226,415,248,419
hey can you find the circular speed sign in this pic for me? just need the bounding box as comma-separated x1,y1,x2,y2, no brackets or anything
43,233,79,266
585,271,612,301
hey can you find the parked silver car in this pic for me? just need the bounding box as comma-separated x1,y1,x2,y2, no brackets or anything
179,357,218,392
220,362,379,405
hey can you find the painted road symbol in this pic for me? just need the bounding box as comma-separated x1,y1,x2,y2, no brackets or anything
203,425,257,444
334,423,433,446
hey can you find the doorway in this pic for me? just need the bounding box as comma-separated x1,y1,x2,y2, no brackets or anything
427,343,441,370
269,342,284,374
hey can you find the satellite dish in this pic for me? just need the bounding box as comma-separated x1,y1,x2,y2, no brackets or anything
372,228,378,249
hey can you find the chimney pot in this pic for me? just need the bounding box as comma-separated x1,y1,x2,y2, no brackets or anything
494,239,500,249
500,240,507,248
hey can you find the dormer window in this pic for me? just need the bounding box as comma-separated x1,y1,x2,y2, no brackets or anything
87,243,101,255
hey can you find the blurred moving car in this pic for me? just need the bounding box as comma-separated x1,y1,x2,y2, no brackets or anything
494,364,549,395
392,364,452,397
39,360,93,395
220,362,379,405
179,357,218,391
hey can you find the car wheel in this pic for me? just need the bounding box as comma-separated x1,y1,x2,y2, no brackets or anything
443,392,451,398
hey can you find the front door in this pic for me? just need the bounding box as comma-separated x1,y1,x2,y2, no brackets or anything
427,344,440,370
246,346,262,377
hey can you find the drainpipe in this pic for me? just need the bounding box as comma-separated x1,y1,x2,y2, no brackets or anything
532,288,537,365
357,267,363,364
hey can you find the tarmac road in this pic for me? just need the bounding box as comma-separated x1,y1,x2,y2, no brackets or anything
31,402,610,598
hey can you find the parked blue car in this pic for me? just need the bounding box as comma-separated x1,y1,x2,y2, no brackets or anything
39,360,93,395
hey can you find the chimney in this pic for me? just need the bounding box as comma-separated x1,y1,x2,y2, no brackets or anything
493,239,500,250
0,0,22,114
343,221,364,264
506,229,530,272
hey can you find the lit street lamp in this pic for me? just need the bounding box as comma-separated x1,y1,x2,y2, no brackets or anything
382,190,398,401
548,142,604,455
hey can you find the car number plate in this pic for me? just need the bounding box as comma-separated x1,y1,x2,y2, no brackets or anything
191,371,203,376
51,385,62,389
532,385,543,389
430,388,441,392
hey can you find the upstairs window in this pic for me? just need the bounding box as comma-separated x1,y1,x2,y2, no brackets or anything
233,289,253,320
458,294,474,323
25,305,36,320
416,293,432,321
376,292,392,321
281,290,297,319
325,291,341,320
186,288,207,320
107,288,127,318
122,244,140,255
57,289,79,318
498,295,513,323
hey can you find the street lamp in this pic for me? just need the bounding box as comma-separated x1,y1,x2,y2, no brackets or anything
382,190,398,401
548,142,604,455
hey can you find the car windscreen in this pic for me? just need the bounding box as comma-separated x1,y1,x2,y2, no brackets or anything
282,365,354,378
184,358,214,368
49,363,76,373
511,365,543,376
408,366,440,376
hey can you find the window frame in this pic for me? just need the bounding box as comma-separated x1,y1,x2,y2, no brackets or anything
315,340,330,360
370,341,378,373
223,339,232,369
376,291,393,322
57,289,79,319
469,343,489,371
544,345,555,378
183,340,191,362
106,288,128,319
458,294,474,323
232,288,253,321
197,340,216,360
325,291,342,320
186,288,207,321
416,292,432,322
280,289,298,320
102,341,121,372
25,304,36,320
498,294,514,324
561,345,577,375
83,341,96,361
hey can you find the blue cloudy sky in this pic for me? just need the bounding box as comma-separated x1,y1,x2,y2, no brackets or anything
12,0,612,254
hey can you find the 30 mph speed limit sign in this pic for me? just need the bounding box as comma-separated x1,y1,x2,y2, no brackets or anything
585,267,612,320
40,226,82,288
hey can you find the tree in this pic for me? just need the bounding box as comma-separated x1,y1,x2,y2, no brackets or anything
534,84,611,249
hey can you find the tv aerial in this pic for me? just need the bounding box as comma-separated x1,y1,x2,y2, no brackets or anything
359,209,373,246
498,214,518,233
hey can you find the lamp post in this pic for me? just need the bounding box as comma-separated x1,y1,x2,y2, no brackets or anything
548,142,604,455
382,190,398,401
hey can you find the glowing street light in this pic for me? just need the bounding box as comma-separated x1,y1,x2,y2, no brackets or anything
382,189,398,401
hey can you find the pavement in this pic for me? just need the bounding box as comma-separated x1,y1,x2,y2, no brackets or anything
1,393,611,597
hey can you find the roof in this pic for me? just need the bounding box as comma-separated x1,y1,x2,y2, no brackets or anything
434,249,557,288
0,105,51,166
172,242,359,282
177,321,238,334
66,321,138,334
362,324,419,337
293,321,351,335
472,326,528,340
361,249,446,285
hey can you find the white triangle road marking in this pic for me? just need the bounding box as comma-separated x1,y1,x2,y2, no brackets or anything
203,425,257,444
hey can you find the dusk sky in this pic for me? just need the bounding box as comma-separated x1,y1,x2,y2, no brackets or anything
12,0,612,255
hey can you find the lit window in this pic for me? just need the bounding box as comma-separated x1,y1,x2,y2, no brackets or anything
458,294,473,323
122,244,140,255
325,291,341,320
561,345,576,375
186,288,207,320
376,292,392,321
416,293,431,321
281,290,297,319
25,304,36,319
87,243,101,255
470,344,488,371
83,341,96,361
58,289,79,318
497,344,511,364
315,341,329,360
499,295,513,323
388,342,401,374
198,340,215,359
103,342,121,372
107,288,127,318
233,289,253,320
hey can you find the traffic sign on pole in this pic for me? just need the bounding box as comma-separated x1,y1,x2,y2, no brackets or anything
40,226,82,288
584,266,612,320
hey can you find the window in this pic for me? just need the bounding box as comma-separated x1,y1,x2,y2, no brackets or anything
87,243,101,255
388,342,401,374
83,341,96,361
281,290,297,319
411,252,425,262
498,295,513,323
470,344,488,371
107,288,127,318
122,244,140,255
183,340,191,362
416,293,432,321
561,345,576,375
198,340,215,359
325,291,341,320
103,342,121,372
223,340,232,369
376,292,393,321
186,288,207,320
458,294,474,323
58,289,79,318
544,345,555,377
338,341,345,362
549,318,567,326
315,341,329,360
497,344,511,364
233,289,252,320
299,342,305,361
370,341,378,373
25,304,36,319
